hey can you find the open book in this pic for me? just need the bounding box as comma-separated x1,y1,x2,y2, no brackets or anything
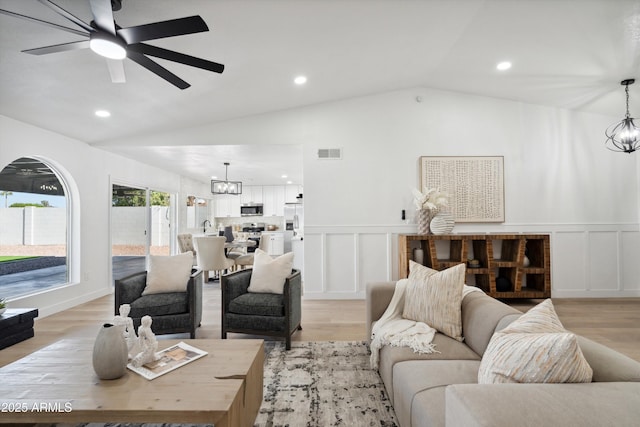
127,341,208,380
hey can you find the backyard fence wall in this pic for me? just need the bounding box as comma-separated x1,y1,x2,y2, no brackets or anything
0,206,170,247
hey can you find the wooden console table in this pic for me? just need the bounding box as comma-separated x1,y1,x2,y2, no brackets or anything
399,234,551,298
0,338,263,427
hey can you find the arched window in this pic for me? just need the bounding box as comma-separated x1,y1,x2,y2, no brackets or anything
0,157,69,299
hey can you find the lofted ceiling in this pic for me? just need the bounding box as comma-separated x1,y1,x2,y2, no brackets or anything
1,0,639,186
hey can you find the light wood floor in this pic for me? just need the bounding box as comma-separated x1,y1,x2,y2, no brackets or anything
1,283,639,367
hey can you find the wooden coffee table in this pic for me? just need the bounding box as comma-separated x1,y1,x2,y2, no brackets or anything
0,338,263,427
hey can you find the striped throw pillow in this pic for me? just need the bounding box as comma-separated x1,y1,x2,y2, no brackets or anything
478,299,593,384
402,261,466,341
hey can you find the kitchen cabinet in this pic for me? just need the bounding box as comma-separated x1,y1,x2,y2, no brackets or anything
285,184,302,203
241,186,263,205
262,185,285,216
214,194,241,217
261,231,284,256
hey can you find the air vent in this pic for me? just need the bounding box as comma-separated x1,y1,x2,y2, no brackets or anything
317,148,342,160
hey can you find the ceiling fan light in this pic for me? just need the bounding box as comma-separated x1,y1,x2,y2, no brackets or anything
89,33,126,60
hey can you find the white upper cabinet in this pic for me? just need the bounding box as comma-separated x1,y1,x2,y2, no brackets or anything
241,186,264,204
262,185,285,216
214,194,241,217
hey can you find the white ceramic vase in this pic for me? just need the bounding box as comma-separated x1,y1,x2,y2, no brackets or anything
430,212,455,235
92,323,128,380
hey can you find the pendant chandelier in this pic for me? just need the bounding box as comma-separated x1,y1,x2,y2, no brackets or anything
605,79,639,153
211,162,242,195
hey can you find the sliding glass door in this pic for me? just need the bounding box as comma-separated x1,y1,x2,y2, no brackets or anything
111,185,175,281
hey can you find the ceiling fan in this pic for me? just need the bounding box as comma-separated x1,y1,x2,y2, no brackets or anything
0,0,224,89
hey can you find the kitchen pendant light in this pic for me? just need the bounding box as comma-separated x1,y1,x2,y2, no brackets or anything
211,162,242,195
605,79,639,153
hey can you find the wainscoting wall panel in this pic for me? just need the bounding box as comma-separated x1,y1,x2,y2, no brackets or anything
588,232,619,292
621,231,640,291
357,233,391,293
302,224,640,299
325,234,356,293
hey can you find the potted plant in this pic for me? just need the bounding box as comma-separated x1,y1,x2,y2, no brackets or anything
0,297,6,315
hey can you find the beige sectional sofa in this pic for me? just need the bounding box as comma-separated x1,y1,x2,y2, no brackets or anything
367,281,640,427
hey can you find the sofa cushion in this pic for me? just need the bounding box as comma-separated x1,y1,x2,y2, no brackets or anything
461,291,522,356
129,292,188,318
393,360,480,427
378,333,481,404
228,292,284,317
143,252,193,295
248,249,294,294
576,335,640,382
403,262,465,342
478,299,592,384
446,382,640,427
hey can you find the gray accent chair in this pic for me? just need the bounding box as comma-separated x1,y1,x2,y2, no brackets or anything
114,268,203,339
221,268,302,350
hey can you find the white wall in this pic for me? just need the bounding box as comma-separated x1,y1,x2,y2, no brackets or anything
104,87,640,298
0,115,181,317
3,84,639,308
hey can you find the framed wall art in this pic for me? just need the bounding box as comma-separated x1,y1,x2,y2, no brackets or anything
420,156,504,223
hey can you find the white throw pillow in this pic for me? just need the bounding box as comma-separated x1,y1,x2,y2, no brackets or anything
248,249,294,294
478,299,593,384
143,252,193,295
402,261,466,342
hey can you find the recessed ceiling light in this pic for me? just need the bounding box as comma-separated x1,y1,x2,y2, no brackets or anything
211,176,217,180
287,180,293,184
496,61,512,71
281,174,288,178
294,75,307,85
95,110,111,118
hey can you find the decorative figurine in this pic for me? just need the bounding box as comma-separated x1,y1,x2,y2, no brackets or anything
113,304,138,358
131,315,159,368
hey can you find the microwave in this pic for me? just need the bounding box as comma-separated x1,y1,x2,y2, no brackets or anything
241,203,263,216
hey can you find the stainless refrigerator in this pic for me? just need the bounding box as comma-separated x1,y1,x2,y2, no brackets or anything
283,202,304,253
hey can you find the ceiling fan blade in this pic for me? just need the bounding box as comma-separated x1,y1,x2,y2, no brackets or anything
0,8,89,37
89,0,116,34
23,40,90,55
117,16,208,44
129,43,225,74
106,58,126,83
37,0,94,33
127,50,190,89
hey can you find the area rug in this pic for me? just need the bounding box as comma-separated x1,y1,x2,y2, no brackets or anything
256,340,397,426
45,341,397,427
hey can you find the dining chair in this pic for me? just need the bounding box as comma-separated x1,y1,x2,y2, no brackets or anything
177,233,197,265
194,236,235,281
234,235,268,269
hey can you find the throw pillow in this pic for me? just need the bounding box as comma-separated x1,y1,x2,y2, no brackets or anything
500,298,566,334
143,251,193,295
402,261,466,342
247,249,294,294
478,298,593,384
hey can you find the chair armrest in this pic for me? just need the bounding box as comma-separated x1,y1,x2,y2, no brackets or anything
114,271,148,315
221,269,253,311
366,281,397,341
188,268,204,327
284,269,302,330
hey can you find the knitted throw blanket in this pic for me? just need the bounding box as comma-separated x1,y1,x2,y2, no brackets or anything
370,280,482,369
